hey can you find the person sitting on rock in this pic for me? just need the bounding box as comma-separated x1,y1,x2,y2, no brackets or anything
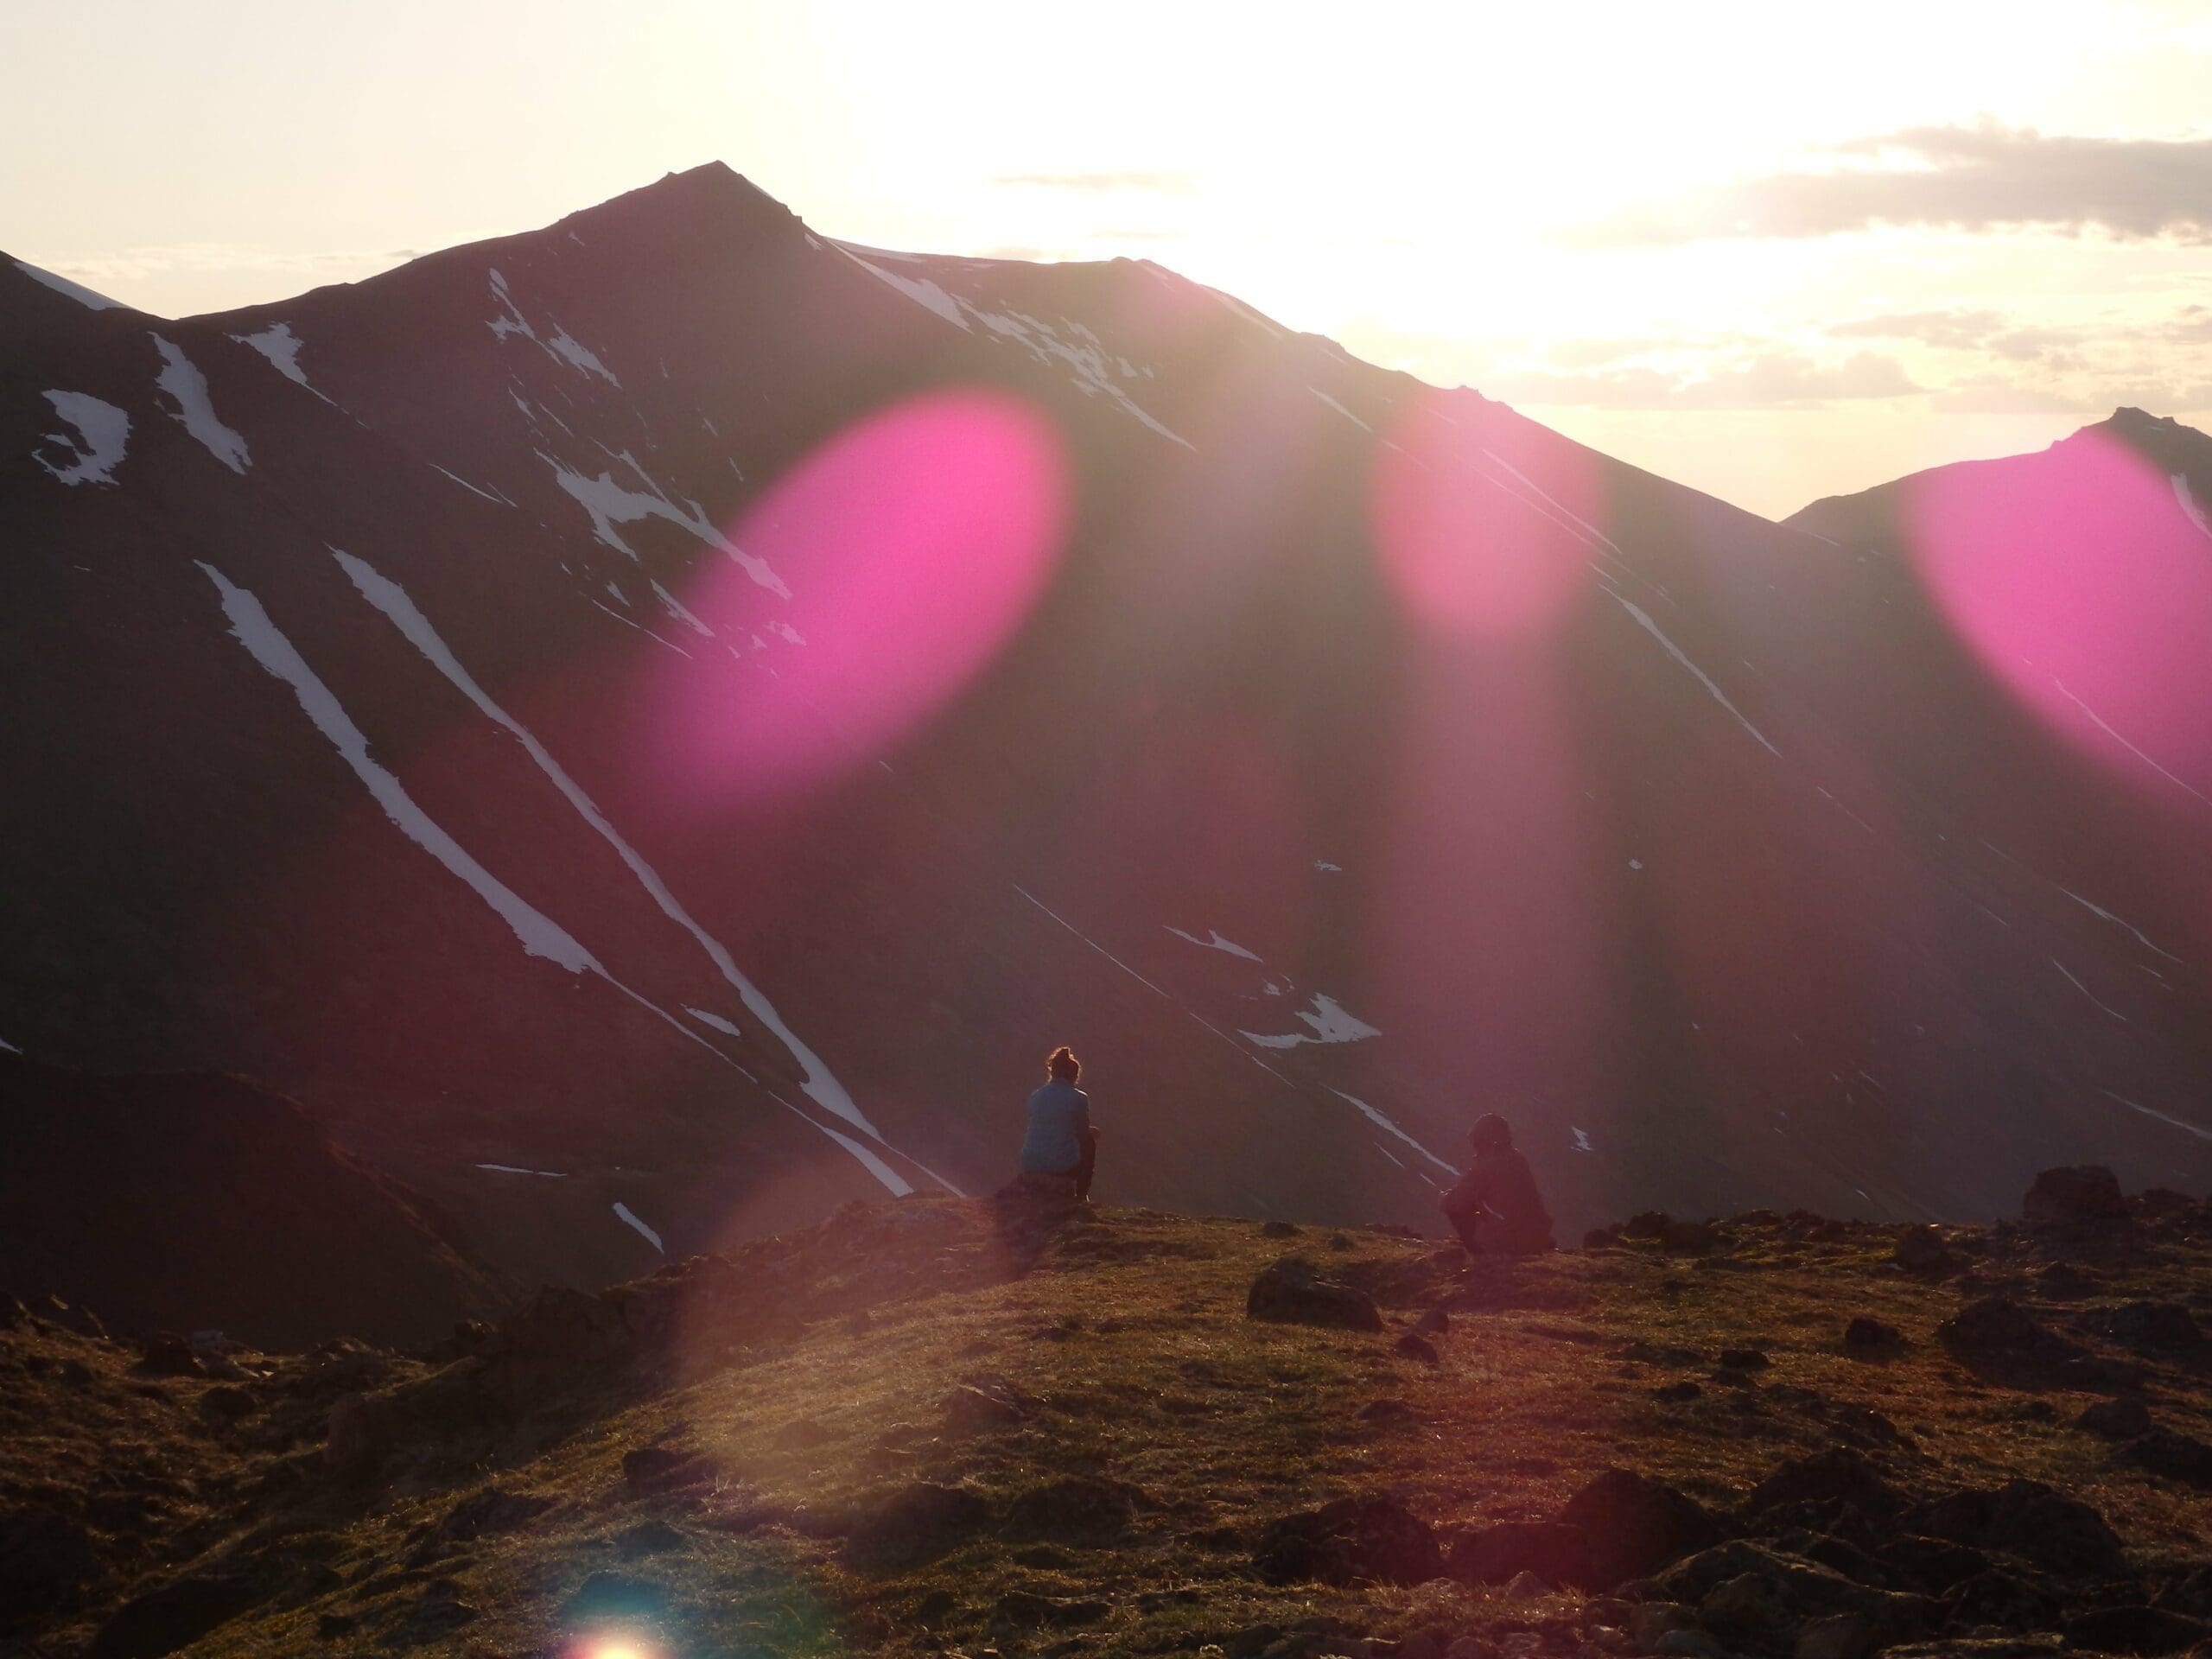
1016,1046,1099,1201
1440,1113,1554,1255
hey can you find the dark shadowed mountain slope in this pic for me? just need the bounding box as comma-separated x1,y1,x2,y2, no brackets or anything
0,1055,505,1349
3,165,2209,1299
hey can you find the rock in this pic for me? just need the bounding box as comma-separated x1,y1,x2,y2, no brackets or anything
1895,1226,1957,1275
0,1508,103,1621
1450,1520,1593,1588
2077,1397,2154,1440
1262,1220,1303,1238
504,1284,632,1367
195,1385,257,1426
1876,1535,1991,1594
1949,1567,2063,1630
90,1573,263,1659
1630,1604,1691,1649
1395,1334,1441,1365
2036,1262,2098,1300
1843,1317,1905,1355
844,1482,993,1570
1662,1220,1719,1254
314,1611,356,1639
2095,1302,2206,1356
2023,1166,2127,1227
1254,1494,1443,1587
1657,1541,1928,1651
1904,1480,2126,1579
130,1337,203,1379
1359,1398,1416,1425
1001,1476,1142,1546
621,1445,715,1491
323,1389,397,1478
1247,1256,1385,1333
2062,1606,2209,1656
1624,1211,1671,1241
1412,1307,1452,1338
1558,1470,1721,1588
1746,1446,1901,1518
436,1486,554,1540
1938,1298,2089,1366
1796,1614,1878,1659
1654,1382,1703,1403
1503,1568,1550,1598
1719,1348,1770,1370
943,1380,1031,1437
2124,1428,2212,1489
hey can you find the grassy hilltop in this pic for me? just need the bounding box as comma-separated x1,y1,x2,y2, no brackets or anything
5,1180,2211,1658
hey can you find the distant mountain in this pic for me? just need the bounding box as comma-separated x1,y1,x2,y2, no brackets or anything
4,163,2208,1300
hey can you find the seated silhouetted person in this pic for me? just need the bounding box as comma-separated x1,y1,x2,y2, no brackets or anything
1016,1046,1099,1200
1440,1113,1554,1255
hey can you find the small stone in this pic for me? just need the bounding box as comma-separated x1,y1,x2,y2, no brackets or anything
1504,1569,1550,1598
1395,1333,1440,1365
1842,1317,1904,1355
2078,1396,2153,1440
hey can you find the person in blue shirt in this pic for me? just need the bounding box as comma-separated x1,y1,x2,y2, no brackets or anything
1017,1046,1099,1200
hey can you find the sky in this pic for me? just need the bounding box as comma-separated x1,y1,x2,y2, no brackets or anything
5,0,2210,518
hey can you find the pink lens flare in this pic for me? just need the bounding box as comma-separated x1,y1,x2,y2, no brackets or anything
1370,396,1598,640
1905,426,2212,813
656,388,1071,804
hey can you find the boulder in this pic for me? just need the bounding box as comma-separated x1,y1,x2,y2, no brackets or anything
844,1482,994,1570
1412,1307,1452,1338
1745,1447,1901,1519
2095,1302,2205,1356
1904,1480,2126,1579
130,1337,203,1379
2124,1428,2212,1489
323,1389,399,1478
1654,1541,1929,1650
1246,1257,1385,1333
1938,1299,2089,1366
1895,1227,1957,1276
1558,1469,1721,1588
2022,1166,2126,1227
1446,1520,1594,1588
1843,1317,1905,1356
943,1379,1033,1437
1254,1494,1442,1587
1395,1333,1440,1365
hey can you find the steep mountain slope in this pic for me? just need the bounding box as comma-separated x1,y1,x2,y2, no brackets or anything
0,1055,505,1349
4,164,2209,1298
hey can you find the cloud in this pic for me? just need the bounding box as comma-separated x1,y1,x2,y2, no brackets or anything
1828,309,2009,349
993,169,1196,193
1573,122,2212,246
39,243,420,283
1491,349,1923,410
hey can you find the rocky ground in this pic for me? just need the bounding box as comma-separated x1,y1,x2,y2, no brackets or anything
3,1167,2210,1659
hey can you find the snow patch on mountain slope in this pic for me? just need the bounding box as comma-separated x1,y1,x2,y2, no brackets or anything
542,450,789,597
2175,474,2212,541
684,1007,744,1039
486,269,620,385
2056,885,2185,965
230,322,332,402
1608,594,1782,758
2104,1089,2212,1143
651,580,715,637
836,244,971,330
0,1035,20,1054
2051,958,2128,1023
969,305,1193,450
475,1163,567,1177
151,336,251,473
199,561,598,972
429,465,511,505
612,1202,664,1252
2052,679,2212,812
1242,993,1382,1050
33,392,130,486
1328,1088,1457,1173
1310,388,1372,432
13,259,123,310
332,550,913,1169
1165,925,1262,963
